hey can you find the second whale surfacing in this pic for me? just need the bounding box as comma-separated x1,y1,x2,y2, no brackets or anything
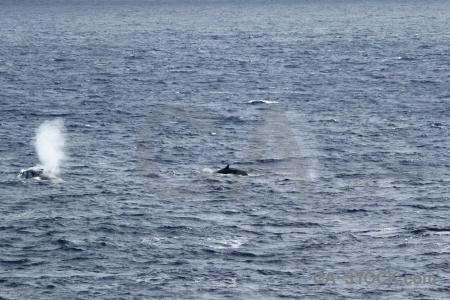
217,164,248,176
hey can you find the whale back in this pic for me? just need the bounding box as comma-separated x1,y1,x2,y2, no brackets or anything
20,167,44,179
217,165,248,176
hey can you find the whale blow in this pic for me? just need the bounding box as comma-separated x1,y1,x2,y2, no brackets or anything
18,118,66,181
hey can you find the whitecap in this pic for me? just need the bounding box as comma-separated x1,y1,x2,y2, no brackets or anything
247,100,279,104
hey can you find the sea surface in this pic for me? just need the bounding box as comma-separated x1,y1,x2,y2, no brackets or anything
1,0,449,299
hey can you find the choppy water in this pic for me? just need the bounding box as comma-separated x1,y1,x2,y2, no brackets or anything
1,1,449,299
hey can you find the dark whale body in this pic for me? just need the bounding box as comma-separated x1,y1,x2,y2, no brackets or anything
217,165,248,176
19,167,52,180
20,167,44,179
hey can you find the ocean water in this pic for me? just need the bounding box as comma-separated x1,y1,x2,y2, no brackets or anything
1,0,449,299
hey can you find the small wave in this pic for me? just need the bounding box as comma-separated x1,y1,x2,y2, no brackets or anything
247,100,279,104
229,250,258,257
344,209,368,213
0,258,30,265
358,227,450,238
396,55,415,61
205,236,246,249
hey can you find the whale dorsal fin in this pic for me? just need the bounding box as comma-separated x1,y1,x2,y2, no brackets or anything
225,164,230,169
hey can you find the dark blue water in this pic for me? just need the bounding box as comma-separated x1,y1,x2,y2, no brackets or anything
1,1,449,299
